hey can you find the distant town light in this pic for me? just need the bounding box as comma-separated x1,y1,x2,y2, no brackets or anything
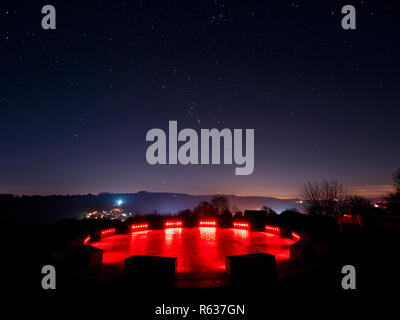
116,199,123,206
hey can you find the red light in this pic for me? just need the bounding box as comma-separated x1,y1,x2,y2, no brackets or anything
291,231,301,241
130,223,149,231
83,235,91,245
92,229,295,273
265,225,280,234
343,214,352,218
199,220,217,227
101,228,116,238
233,222,250,229
164,220,183,228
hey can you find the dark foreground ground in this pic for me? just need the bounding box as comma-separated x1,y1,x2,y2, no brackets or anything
4,215,400,317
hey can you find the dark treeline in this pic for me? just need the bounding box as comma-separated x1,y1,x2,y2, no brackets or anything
0,191,300,225
2,168,399,226
300,168,400,217
386,168,400,214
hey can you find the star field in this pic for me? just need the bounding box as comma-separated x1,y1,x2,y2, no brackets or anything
0,0,399,198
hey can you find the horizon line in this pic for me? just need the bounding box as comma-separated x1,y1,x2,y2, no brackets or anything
1,189,387,200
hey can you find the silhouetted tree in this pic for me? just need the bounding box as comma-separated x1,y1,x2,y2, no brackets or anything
262,206,277,216
177,209,192,219
211,196,229,214
193,201,217,217
386,192,400,215
176,209,198,226
231,205,240,215
385,168,400,215
393,168,400,193
220,209,233,227
341,195,372,216
280,208,302,217
301,178,347,217
233,211,243,219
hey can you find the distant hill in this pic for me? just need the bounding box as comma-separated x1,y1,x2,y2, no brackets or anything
0,192,303,225
118,191,303,215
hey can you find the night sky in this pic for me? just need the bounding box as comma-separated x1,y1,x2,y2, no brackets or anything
1,0,399,198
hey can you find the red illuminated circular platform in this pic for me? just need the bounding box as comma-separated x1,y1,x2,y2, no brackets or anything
92,227,294,280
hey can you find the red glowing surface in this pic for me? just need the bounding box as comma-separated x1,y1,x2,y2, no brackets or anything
92,228,294,278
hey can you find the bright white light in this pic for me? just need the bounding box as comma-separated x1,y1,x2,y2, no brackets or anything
116,199,123,206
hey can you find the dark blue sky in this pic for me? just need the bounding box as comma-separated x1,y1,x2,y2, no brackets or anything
1,0,399,198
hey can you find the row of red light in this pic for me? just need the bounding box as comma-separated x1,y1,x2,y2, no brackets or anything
164,221,182,228
291,231,301,241
99,222,303,241
265,225,280,234
233,222,249,229
199,220,217,226
83,235,91,245
131,223,149,231
343,214,353,218
101,228,116,237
